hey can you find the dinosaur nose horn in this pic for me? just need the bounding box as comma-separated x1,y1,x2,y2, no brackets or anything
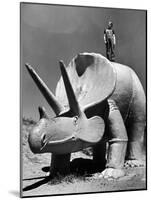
59,61,81,116
25,63,63,115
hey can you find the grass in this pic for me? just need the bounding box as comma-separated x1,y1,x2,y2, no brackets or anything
48,172,90,185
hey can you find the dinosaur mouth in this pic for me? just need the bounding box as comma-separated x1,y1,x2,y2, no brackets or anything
40,134,77,151
40,134,91,154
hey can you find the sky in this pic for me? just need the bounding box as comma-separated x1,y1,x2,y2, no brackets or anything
21,3,146,120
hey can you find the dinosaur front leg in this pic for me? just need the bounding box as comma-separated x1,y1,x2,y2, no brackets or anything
100,100,128,179
49,153,71,177
93,140,107,171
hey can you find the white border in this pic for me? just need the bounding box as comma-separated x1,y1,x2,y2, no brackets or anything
0,0,150,199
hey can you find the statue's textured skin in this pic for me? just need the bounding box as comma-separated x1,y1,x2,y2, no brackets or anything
25,53,146,179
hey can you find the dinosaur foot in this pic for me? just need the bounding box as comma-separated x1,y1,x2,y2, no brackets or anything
124,159,145,168
45,171,67,180
94,168,125,179
46,172,50,177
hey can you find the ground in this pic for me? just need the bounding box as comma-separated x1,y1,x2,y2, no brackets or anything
21,120,146,197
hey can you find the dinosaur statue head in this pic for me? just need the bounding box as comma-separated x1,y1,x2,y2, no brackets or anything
27,108,81,154
25,53,116,154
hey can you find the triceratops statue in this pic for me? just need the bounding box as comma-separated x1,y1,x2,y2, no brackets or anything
25,53,146,179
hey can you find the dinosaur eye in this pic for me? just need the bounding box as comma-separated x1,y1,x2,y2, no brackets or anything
74,116,78,125
41,133,46,145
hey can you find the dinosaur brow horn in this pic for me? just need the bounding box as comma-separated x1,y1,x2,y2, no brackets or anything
25,63,63,115
59,61,81,116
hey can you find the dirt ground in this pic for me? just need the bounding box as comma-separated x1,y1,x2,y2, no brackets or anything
21,122,146,197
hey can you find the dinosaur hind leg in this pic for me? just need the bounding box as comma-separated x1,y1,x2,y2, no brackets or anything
125,121,146,167
125,66,146,167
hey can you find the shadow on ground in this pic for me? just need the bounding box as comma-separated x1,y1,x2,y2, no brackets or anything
23,158,105,191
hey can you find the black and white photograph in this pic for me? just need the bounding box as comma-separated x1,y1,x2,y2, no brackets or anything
20,2,147,198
